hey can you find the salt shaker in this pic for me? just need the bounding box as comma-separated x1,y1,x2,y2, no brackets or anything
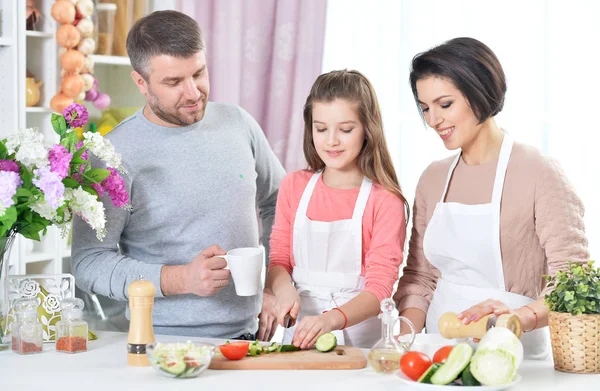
12,298,43,355
56,298,88,353
127,276,156,366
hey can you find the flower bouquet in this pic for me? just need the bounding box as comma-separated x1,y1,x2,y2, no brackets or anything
0,103,130,346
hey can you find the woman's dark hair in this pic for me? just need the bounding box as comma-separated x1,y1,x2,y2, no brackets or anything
409,37,506,124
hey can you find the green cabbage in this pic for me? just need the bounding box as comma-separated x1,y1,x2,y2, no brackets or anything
470,327,524,386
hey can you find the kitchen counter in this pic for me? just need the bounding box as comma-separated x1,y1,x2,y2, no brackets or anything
0,331,597,390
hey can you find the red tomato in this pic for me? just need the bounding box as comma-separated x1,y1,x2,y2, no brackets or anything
400,351,432,381
432,345,454,364
218,341,250,360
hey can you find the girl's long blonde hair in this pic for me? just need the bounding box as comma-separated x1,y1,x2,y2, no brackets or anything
303,69,410,222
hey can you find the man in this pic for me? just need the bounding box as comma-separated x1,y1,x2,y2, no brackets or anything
72,10,285,341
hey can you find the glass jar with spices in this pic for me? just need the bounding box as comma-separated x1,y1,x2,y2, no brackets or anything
56,298,88,354
11,298,43,355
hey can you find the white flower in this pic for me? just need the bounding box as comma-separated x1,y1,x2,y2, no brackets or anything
64,187,106,241
83,132,127,174
42,294,61,314
16,142,48,170
6,128,44,154
7,128,49,169
29,197,59,221
20,280,41,298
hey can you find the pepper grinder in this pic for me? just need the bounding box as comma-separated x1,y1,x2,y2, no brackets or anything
438,311,522,340
127,276,156,366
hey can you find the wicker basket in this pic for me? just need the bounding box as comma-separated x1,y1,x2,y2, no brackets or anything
548,311,600,374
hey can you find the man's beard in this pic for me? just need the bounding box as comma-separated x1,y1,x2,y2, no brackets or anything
147,90,206,126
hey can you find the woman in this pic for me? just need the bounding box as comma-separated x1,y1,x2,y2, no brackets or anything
393,37,589,359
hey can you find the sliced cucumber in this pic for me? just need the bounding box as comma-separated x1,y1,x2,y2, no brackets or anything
160,360,186,376
266,342,278,353
248,341,262,356
315,333,337,352
277,344,301,352
418,363,442,384
461,363,481,386
431,343,473,385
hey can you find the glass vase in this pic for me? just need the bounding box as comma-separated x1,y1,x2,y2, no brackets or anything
0,230,17,351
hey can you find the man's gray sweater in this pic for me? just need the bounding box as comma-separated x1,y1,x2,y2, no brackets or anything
72,102,285,338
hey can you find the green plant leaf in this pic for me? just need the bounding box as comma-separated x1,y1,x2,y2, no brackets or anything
82,185,101,199
51,114,68,137
60,131,79,153
82,168,110,184
0,141,8,159
20,167,34,188
15,188,33,198
70,157,87,165
0,206,17,224
62,177,81,189
545,260,600,315
17,220,47,241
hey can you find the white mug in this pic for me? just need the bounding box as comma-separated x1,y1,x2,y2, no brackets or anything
216,247,263,296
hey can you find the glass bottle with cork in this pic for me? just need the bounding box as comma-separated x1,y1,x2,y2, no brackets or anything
56,298,88,353
367,298,415,374
11,297,43,354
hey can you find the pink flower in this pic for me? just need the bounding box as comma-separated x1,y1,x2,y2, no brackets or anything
102,168,129,208
91,183,103,198
0,160,19,173
63,103,89,128
48,145,72,179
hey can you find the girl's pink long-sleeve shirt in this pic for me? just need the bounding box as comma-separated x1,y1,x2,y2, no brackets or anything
268,170,407,301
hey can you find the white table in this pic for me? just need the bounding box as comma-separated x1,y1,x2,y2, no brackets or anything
0,331,597,390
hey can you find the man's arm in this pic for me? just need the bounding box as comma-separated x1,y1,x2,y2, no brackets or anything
239,107,286,266
71,186,165,300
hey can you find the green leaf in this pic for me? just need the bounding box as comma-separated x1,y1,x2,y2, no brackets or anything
15,188,33,198
62,177,81,189
82,168,110,184
70,157,87,165
0,142,8,159
545,260,600,315
18,222,43,241
60,131,79,152
82,185,101,199
20,167,33,188
72,147,85,160
0,206,17,224
51,114,68,137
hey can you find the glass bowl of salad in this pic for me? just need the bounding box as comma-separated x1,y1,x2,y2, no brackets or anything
146,341,216,378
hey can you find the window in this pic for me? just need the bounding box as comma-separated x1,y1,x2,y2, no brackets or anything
323,0,599,259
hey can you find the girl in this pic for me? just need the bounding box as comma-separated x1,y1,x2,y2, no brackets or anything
393,37,589,359
266,70,409,349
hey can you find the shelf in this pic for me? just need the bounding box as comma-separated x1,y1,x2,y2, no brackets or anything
90,54,131,66
26,31,54,39
26,107,54,113
23,252,56,264
0,37,13,46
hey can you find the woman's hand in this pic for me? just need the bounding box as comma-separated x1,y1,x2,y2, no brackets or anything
457,299,513,325
291,312,339,349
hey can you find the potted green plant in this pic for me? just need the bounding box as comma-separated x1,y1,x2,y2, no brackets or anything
545,261,600,373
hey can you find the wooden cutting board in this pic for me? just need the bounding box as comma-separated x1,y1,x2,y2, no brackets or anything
209,346,367,370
